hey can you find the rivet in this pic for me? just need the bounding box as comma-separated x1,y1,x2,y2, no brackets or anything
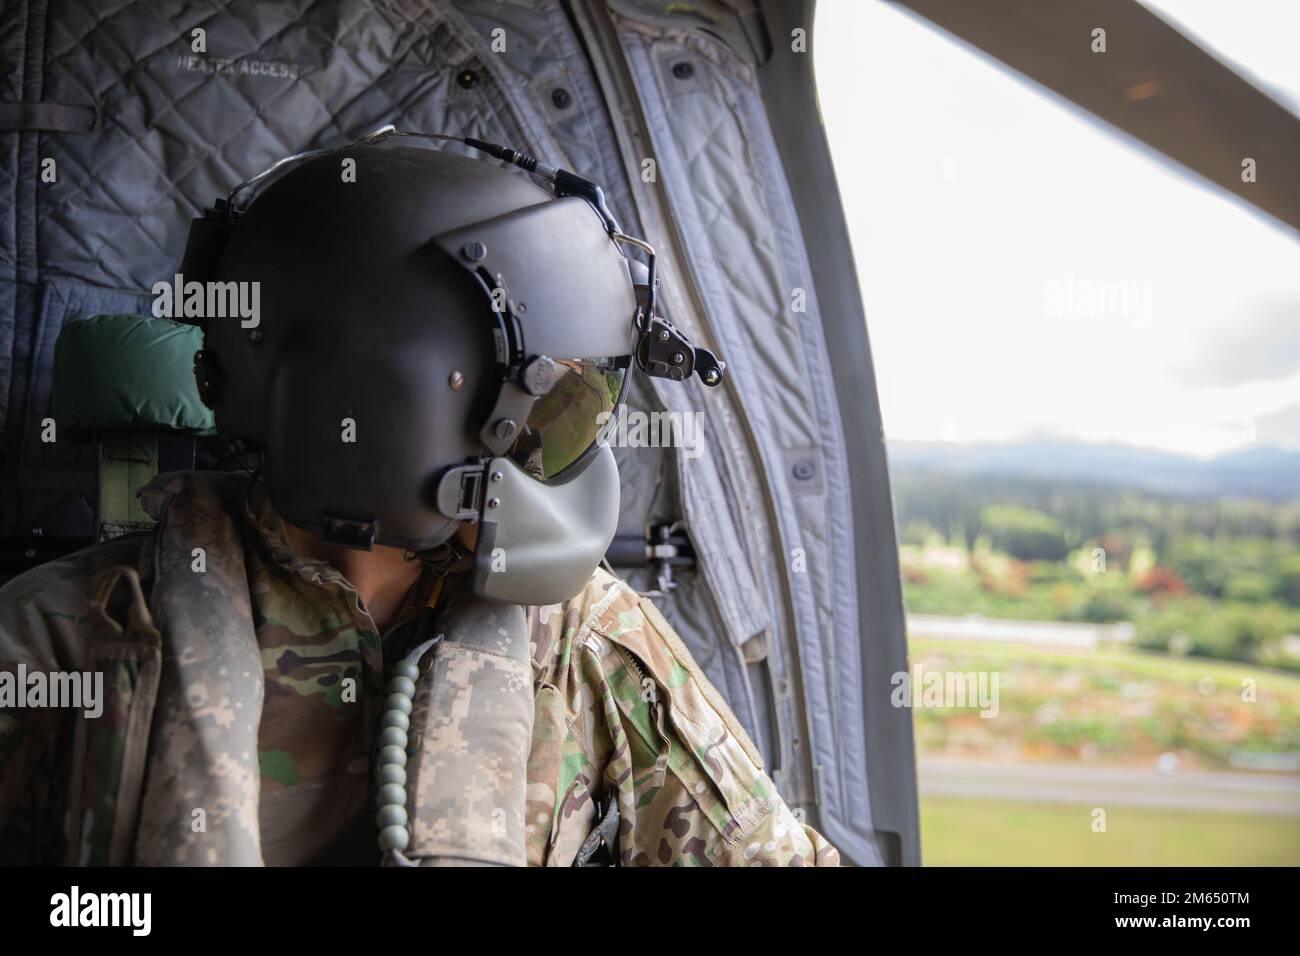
487,497,500,509
248,328,264,344
658,329,670,342
671,61,694,79
551,88,572,109
792,461,816,481
449,371,465,390
673,352,685,364
490,471,503,482
461,241,487,262
457,69,479,89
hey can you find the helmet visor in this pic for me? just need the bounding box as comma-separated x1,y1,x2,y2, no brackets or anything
508,356,630,482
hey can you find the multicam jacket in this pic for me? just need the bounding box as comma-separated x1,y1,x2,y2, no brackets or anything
0,471,838,867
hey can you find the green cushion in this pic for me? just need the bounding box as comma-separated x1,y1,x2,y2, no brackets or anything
52,313,216,435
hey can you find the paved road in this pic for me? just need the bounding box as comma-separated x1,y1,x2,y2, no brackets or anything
907,613,1127,649
918,758,1300,815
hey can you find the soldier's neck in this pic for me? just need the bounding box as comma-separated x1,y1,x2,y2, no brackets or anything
282,522,422,634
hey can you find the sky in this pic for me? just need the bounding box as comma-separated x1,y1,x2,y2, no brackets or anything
814,0,1300,458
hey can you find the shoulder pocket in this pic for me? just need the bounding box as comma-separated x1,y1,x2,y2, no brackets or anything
589,590,773,842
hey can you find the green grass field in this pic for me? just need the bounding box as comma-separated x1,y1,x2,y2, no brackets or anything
921,795,1300,865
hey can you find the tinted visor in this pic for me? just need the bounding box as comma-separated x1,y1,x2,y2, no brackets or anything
508,356,630,481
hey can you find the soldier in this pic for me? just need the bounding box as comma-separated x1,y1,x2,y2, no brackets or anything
0,132,838,867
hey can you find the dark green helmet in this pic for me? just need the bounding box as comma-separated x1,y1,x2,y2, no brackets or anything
180,136,642,604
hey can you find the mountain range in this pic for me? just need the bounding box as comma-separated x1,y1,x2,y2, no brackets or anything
887,440,1300,502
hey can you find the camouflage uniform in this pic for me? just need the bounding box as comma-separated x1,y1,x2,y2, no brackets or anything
0,471,838,866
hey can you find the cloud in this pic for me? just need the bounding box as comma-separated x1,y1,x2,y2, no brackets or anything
1252,403,1300,450
1169,299,1300,388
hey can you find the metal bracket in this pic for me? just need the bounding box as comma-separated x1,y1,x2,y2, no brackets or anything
635,309,725,387
605,521,695,595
